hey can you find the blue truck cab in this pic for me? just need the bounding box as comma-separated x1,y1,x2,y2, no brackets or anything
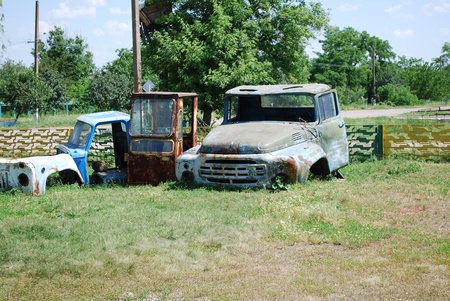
57,111,130,186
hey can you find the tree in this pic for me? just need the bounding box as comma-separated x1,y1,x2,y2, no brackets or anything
310,27,395,104
361,31,395,103
142,0,328,124
38,27,94,84
89,70,132,111
0,60,51,117
40,69,67,111
36,26,94,109
311,27,368,89
104,48,134,78
398,55,448,102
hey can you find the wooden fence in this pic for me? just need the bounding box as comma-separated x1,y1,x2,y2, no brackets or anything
1,124,449,159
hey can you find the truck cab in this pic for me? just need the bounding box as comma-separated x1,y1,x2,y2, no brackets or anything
57,111,130,185
127,92,198,185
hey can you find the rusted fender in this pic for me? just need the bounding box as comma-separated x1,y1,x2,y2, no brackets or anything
0,154,83,196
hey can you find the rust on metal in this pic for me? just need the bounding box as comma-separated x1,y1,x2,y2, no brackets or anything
128,92,198,185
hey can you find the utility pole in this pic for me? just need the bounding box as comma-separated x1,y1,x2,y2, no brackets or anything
132,0,142,92
34,0,39,75
372,47,376,104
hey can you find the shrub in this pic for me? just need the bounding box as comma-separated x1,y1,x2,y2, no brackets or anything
378,83,420,106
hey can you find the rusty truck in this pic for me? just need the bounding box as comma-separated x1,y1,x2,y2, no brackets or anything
175,84,349,188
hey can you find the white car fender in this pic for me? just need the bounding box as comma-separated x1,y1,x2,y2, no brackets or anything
0,154,84,195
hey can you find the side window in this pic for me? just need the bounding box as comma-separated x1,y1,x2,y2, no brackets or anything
225,96,239,121
318,93,338,120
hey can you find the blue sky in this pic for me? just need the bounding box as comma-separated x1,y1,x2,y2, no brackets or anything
1,0,449,68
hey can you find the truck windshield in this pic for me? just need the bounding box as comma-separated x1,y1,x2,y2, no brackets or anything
69,121,91,147
131,98,174,136
225,93,316,123
261,94,314,108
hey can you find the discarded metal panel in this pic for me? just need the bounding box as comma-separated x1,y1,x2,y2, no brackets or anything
0,154,83,195
139,2,172,34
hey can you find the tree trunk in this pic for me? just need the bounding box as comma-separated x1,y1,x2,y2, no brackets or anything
202,106,213,126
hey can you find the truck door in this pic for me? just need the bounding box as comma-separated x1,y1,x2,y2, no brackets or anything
316,91,349,172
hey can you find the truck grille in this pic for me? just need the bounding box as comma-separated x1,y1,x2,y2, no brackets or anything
0,171,11,190
199,160,266,184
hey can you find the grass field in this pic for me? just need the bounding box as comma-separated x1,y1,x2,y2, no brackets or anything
1,155,449,300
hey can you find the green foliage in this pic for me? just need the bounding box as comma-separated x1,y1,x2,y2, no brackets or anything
66,77,92,112
0,60,51,116
336,84,366,105
270,175,291,191
142,0,328,124
397,56,450,102
38,27,94,85
311,27,395,103
378,83,420,106
40,69,67,110
89,70,132,111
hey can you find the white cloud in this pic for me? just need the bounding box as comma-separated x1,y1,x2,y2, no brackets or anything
39,21,52,35
423,0,450,16
104,20,131,34
51,2,96,19
393,29,415,38
336,2,360,12
110,7,131,15
50,0,107,19
92,27,105,36
86,0,107,6
385,3,415,21
440,27,450,37
385,4,403,14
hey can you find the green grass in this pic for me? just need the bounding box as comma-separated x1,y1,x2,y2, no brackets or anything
1,155,449,300
1,113,80,129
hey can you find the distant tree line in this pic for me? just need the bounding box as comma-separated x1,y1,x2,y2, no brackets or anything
0,0,449,123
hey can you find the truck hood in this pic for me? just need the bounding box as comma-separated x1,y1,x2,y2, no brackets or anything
200,122,318,154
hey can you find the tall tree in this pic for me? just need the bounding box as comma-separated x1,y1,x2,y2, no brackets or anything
398,55,449,101
360,32,395,103
36,26,95,109
310,27,395,104
142,0,328,124
311,27,368,89
38,27,94,84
